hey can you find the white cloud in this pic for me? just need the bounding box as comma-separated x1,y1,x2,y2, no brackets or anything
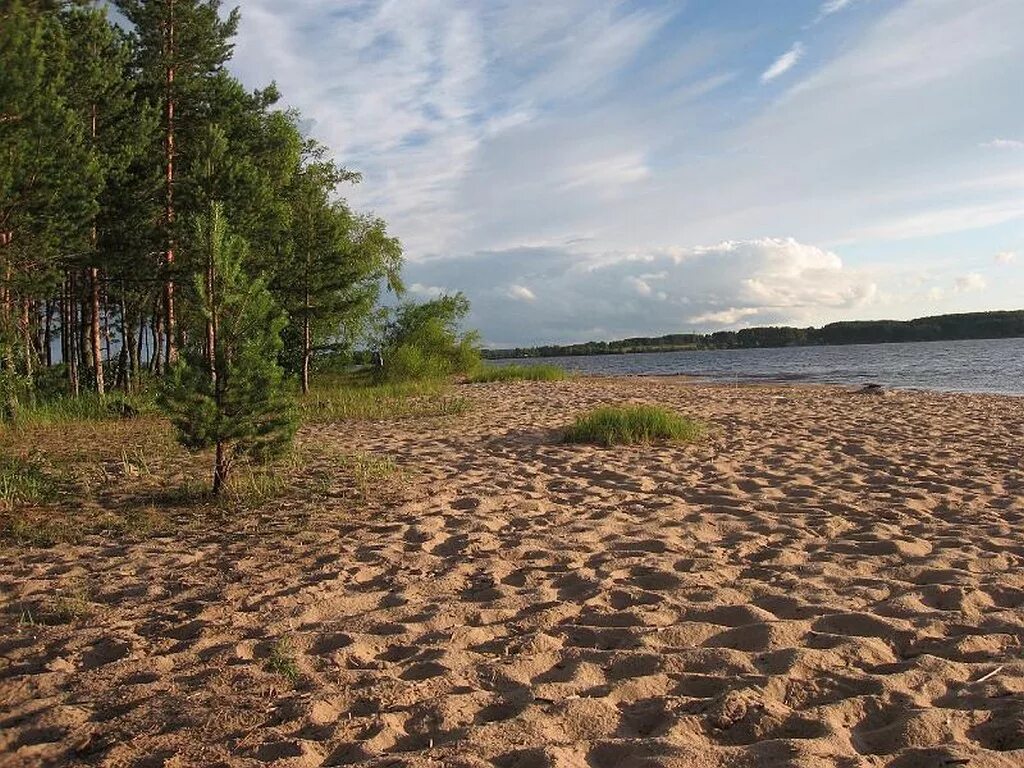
995,250,1017,264
689,307,760,325
626,276,653,296
954,273,987,292
406,237,880,344
409,282,448,298
561,152,650,191
815,0,859,22
761,43,804,83
927,286,946,301
981,138,1024,150
506,284,537,302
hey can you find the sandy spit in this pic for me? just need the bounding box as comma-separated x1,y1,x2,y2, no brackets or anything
2,377,1023,767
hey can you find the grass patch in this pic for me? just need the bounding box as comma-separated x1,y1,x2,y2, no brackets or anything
265,636,301,684
14,392,153,426
0,456,60,509
564,404,703,447
4,512,82,547
468,364,569,383
300,372,470,422
46,580,95,624
341,452,405,497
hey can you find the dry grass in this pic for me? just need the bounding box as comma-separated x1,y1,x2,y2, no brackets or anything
0,400,422,548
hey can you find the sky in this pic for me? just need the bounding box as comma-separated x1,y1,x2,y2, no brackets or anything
228,0,1024,347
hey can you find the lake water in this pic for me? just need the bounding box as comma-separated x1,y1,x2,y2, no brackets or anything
494,337,1024,395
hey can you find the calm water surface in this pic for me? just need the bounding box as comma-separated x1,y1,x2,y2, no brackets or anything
495,337,1024,395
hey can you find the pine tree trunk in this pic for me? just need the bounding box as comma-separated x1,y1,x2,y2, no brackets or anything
90,267,105,396
212,440,229,496
0,266,16,421
20,299,33,380
135,313,145,385
66,274,79,396
163,0,178,368
301,288,311,395
152,309,163,375
59,282,68,367
122,285,137,393
208,231,223,494
103,284,113,371
43,299,53,367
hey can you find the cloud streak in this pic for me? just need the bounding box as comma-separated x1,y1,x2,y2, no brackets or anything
982,138,1024,150
761,42,804,83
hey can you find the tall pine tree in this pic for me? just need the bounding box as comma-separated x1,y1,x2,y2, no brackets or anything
114,0,240,368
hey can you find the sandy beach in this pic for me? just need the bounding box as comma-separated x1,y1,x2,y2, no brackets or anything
3,376,1024,767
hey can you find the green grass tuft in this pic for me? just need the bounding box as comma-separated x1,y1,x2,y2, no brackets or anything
564,404,703,447
265,636,301,683
468,364,569,383
0,457,60,508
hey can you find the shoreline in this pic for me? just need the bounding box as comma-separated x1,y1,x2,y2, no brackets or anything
551,372,1024,399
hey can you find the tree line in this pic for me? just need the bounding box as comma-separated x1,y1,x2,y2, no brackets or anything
485,310,1024,359
1,0,405,420
2,1,489,493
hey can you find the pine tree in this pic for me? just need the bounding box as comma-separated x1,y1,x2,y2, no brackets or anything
271,149,402,393
1,1,95,414
113,0,240,368
62,3,149,395
159,201,296,495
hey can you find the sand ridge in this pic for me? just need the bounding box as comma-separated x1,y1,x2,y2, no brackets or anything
2,377,1023,767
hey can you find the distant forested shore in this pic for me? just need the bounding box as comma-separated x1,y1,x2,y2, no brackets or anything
484,310,1024,359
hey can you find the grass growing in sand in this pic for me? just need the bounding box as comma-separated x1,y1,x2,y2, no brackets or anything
300,372,471,421
468,363,569,383
12,391,153,426
565,404,703,446
265,636,301,684
0,456,61,508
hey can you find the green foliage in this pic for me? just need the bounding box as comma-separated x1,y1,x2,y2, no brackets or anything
564,405,704,447
300,372,470,422
468,364,569,383
377,294,481,383
265,148,402,391
159,203,297,492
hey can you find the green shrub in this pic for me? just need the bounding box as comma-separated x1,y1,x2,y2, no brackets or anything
468,364,568,383
564,404,703,446
376,293,481,383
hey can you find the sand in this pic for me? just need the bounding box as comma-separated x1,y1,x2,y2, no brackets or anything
2,376,1023,767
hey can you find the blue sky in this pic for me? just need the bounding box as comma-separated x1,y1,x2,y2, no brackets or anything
229,0,1024,346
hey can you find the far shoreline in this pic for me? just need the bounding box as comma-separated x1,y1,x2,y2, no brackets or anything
619,373,1024,398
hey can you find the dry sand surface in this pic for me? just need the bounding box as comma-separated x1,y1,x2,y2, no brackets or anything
2,377,1024,768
